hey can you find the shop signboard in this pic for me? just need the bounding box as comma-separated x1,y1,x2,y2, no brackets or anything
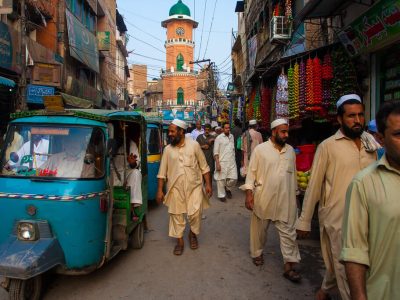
26,84,55,104
66,9,99,73
247,35,257,73
0,21,20,73
97,31,110,51
338,0,400,56
162,110,174,120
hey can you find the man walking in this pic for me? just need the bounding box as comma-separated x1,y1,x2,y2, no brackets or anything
241,119,263,177
296,94,377,300
196,123,216,174
241,119,301,282
231,118,243,179
341,101,400,300
190,120,204,141
213,122,237,202
156,119,212,256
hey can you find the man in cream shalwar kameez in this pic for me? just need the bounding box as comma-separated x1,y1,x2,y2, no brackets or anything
241,119,263,176
296,94,377,300
241,119,301,282
156,119,212,255
214,123,238,201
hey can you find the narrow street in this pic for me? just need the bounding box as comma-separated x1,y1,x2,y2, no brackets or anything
1,185,325,300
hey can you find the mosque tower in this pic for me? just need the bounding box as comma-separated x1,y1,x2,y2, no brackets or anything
161,0,198,109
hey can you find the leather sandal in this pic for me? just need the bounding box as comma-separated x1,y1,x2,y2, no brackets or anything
173,244,184,256
283,269,301,283
252,254,264,266
189,231,198,249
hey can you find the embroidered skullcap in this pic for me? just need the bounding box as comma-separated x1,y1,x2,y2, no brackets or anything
271,118,288,129
336,94,361,108
249,119,257,125
171,119,188,130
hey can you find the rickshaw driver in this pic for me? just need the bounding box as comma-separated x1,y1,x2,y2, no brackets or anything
39,131,95,178
111,125,142,219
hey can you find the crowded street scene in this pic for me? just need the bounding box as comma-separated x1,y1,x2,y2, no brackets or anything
0,0,399,299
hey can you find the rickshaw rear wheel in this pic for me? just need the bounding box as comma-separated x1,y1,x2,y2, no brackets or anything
129,221,144,249
8,275,42,300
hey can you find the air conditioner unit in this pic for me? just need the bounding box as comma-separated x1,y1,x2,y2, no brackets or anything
270,16,292,41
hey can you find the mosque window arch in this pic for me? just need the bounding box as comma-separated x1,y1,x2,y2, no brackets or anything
176,53,184,71
177,87,184,105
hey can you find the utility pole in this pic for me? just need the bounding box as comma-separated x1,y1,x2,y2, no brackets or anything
18,0,27,111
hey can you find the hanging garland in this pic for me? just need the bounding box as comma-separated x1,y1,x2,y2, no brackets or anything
305,57,314,109
312,57,323,112
299,60,306,116
260,87,271,129
293,62,300,119
288,65,295,119
246,89,256,120
254,91,261,120
322,53,334,113
276,72,289,119
285,0,292,19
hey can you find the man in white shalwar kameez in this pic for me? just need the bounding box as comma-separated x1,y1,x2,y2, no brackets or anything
241,119,301,282
156,119,212,255
296,94,377,300
213,123,237,202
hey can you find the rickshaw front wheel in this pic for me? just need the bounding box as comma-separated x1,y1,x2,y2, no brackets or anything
8,275,42,300
129,222,145,249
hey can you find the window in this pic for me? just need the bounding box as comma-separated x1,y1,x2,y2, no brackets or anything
1,125,105,179
177,87,184,105
176,53,184,71
146,127,161,155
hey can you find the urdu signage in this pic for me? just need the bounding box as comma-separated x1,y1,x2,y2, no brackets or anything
338,0,400,56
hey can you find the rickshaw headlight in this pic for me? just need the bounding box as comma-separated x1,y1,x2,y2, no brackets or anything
17,222,38,241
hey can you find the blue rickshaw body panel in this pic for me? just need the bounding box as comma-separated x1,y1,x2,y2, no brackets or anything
0,178,107,269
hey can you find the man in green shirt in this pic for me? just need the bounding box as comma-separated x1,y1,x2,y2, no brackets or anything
341,100,400,300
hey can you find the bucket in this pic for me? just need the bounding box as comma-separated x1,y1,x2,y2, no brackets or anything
296,144,316,171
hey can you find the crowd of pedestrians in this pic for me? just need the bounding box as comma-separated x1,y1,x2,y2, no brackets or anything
156,97,400,300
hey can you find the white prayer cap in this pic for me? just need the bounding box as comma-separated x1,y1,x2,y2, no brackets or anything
271,118,288,129
171,119,188,130
336,94,361,108
249,119,257,125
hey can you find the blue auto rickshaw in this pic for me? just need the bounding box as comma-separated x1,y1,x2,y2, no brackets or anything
144,118,163,201
0,106,153,299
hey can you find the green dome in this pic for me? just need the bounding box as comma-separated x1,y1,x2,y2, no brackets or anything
169,0,191,16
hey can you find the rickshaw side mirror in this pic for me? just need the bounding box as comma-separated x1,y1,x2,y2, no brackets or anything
9,152,19,163
106,139,118,157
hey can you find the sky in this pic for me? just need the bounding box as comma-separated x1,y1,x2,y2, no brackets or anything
116,0,238,90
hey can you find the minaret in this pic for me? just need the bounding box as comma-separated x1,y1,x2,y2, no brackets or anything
161,0,198,109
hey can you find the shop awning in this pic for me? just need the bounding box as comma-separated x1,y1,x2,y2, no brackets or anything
293,0,354,28
60,93,93,109
0,76,15,88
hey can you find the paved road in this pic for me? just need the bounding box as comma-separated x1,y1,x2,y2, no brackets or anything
1,185,326,299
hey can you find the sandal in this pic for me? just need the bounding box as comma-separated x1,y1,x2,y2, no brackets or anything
173,244,184,256
252,254,264,266
189,231,198,249
283,269,301,283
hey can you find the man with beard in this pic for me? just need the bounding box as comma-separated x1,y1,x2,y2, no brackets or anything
341,101,400,300
213,122,238,202
156,119,212,255
296,94,377,300
240,119,301,282
196,123,215,174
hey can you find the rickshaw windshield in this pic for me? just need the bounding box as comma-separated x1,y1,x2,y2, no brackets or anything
0,125,105,179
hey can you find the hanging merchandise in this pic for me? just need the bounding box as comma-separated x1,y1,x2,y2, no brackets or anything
322,53,334,113
273,3,283,16
288,65,295,118
331,47,359,112
275,72,289,119
260,86,271,129
246,89,256,120
305,58,314,108
293,62,300,118
312,56,323,114
254,91,261,120
285,0,292,19
299,60,306,116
